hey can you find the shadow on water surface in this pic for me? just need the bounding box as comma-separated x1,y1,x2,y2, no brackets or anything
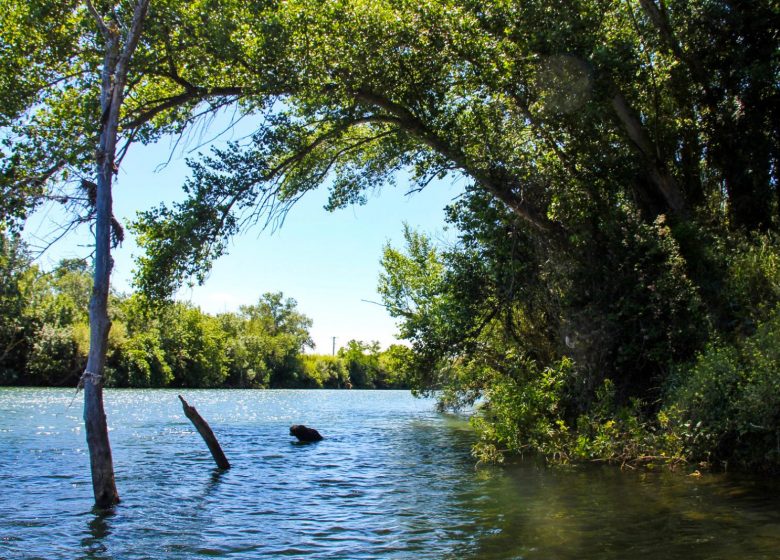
446,461,780,560
204,467,228,495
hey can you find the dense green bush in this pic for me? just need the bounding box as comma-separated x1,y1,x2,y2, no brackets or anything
471,357,571,464
664,308,780,471
113,329,173,388
720,233,780,334
337,340,410,389
25,324,82,386
0,237,33,384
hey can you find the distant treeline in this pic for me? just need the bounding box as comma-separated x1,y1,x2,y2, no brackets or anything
0,235,409,389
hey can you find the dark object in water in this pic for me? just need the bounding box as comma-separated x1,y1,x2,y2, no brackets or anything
290,424,323,442
179,395,230,469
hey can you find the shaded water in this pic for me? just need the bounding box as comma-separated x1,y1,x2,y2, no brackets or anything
0,388,779,559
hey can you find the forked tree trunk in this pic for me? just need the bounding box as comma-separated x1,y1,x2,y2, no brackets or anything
83,0,150,509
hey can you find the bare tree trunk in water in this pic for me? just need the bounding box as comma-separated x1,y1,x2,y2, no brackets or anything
178,395,231,470
82,0,150,509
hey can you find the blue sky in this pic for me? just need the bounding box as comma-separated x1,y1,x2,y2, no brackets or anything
24,117,464,353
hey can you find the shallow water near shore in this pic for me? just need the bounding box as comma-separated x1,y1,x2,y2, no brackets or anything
1,387,779,559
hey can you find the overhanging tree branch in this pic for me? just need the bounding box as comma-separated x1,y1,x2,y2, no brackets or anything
354,89,558,233
124,86,245,130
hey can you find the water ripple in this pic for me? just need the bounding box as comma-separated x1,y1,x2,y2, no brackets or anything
1,389,780,559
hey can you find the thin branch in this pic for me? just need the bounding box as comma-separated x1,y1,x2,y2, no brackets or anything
142,96,244,172
13,160,66,190
406,164,457,195
114,127,141,169
84,0,111,40
185,105,253,154
27,212,90,260
312,128,398,177
123,87,245,130
266,116,401,180
115,0,151,87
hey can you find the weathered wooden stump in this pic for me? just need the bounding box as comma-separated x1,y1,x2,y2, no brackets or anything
178,395,230,469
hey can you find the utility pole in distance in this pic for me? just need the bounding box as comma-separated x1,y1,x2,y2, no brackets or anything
332,336,337,356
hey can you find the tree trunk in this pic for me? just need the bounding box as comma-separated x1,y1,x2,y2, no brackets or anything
610,92,685,214
83,137,120,507
178,395,231,469
82,0,150,509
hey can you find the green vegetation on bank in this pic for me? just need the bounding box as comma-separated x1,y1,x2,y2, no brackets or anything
0,235,406,389
379,215,780,473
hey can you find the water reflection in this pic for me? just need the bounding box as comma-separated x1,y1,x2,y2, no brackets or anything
204,468,227,496
453,464,780,560
80,508,114,560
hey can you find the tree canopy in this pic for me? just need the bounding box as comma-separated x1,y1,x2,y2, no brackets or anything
4,1,777,257
120,0,777,299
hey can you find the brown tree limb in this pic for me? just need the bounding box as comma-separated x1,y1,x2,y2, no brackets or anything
610,91,685,212
178,395,231,470
85,0,111,40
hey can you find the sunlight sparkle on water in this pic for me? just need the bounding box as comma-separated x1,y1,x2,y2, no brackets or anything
1,388,779,560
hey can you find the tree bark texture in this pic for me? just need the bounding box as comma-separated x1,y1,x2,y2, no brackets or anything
610,92,685,214
83,0,150,509
178,395,231,470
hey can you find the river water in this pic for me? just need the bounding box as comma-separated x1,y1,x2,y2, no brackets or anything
0,388,779,559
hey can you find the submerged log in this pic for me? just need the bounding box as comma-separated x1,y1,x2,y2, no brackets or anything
178,395,230,469
290,424,324,442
